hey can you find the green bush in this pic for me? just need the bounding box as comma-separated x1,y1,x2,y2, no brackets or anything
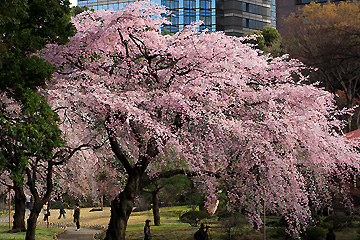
323,215,353,230
300,226,326,240
217,212,250,239
180,210,209,227
269,227,286,239
310,210,321,226
265,216,282,227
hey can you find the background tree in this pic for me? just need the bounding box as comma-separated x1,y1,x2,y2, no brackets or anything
156,175,200,207
44,2,360,239
143,184,163,226
0,91,64,233
70,5,90,17
282,0,360,131
0,0,75,237
95,159,126,208
242,26,283,57
262,26,283,57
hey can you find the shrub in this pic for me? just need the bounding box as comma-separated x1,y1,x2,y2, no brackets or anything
300,226,326,240
217,212,250,240
180,210,210,227
269,227,286,239
323,215,352,230
265,216,282,227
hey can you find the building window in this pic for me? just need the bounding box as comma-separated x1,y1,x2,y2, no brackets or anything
243,18,249,28
297,0,336,4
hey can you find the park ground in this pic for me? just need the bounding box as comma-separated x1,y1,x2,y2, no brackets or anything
1,206,360,239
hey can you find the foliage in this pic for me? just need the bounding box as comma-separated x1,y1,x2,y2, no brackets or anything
242,27,283,57
0,0,76,183
42,1,360,237
70,5,90,17
180,210,210,227
95,159,126,205
0,90,64,183
0,0,76,238
282,0,360,131
300,226,326,240
154,174,202,207
242,31,267,52
323,214,360,230
0,224,64,240
217,211,250,239
262,26,283,57
0,0,76,96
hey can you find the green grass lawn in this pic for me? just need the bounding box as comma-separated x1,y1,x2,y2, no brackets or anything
0,224,64,240
1,206,360,240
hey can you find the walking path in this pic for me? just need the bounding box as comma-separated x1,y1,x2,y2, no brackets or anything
1,215,103,240
57,226,101,240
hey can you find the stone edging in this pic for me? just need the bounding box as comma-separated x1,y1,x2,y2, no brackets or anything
38,221,107,240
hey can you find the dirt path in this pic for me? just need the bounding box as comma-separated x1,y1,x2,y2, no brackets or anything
57,226,101,240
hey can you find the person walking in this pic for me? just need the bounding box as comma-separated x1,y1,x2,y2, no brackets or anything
326,227,336,240
194,223,208,240
73,203,80,231
43,202,50,222
144,219,151,240
58,201,66,219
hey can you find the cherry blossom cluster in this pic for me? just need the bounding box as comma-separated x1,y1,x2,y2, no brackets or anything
42,1,360,234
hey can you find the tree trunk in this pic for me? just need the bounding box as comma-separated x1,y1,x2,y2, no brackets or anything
356,107,360,129
25,160,55,240
25,202,41,240
105,170,143,240
101,195,104,211
152,190,160,226
12,182,26,232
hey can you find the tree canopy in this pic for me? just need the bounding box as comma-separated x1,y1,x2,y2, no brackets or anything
282,0,360,131
0,0,76,96
0,0,76,238
242,26,283,57
43,1,360,238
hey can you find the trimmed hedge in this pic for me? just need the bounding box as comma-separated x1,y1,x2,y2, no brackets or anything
180,210,210,227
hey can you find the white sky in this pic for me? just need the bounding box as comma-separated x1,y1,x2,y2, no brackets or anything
70,0,77,6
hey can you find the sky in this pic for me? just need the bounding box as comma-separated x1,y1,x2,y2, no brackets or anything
70,0,77,6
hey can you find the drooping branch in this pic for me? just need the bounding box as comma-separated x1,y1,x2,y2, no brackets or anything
141,169,222,187
51,143,90,166
0,178,12,188
143,184,163,194
105,108,133,173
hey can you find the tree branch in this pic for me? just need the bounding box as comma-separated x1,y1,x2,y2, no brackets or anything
105,107,133,173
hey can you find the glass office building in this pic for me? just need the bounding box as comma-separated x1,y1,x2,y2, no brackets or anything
78,0,149,11
216,0,272,36
78,0,274,36
162,0,216,33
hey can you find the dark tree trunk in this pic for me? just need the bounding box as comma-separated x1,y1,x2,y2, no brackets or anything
25,202,41,240
152,189,160,226
12,182,26,232
143,184,162,226
25,161,57,240
104,111,160,240
105,170,143,240
357,108,360,129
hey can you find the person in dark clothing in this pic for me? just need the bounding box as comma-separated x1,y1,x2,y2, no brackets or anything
326,227,336,240
58,201,66,219
194,223,208,240
73,203,80,231
144,219,151,240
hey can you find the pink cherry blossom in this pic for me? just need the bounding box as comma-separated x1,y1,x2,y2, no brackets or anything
42,1,360,237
